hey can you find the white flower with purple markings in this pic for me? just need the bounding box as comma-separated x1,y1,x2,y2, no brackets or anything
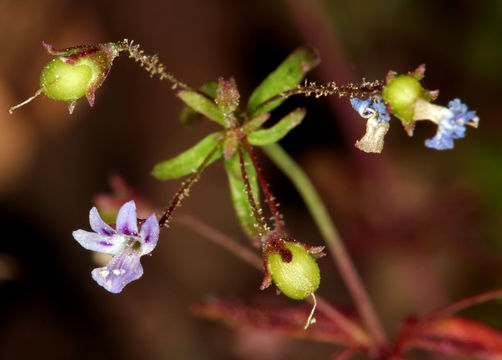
73,200,159,293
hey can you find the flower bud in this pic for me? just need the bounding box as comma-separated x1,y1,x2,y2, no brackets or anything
215,77,240,128
266,241,320,300
216,77,240,114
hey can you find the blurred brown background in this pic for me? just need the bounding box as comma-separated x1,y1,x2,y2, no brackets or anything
0,0,501,359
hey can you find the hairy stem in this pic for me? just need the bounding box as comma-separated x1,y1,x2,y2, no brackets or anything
237,144,269,234
262,143,386,346
158,143,222,228
175,212,263,270
120,39,191,90
242,138,286,232
253,80,383,118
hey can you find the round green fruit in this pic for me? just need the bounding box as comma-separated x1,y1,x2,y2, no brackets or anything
40,58,93,102
267,242,320,300
382,75,426,125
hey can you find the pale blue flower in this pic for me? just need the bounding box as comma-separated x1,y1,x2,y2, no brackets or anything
425,98,479,150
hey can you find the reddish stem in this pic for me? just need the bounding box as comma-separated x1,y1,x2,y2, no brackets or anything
175,212,263,270
242,138,286,232
158,143,221,228
237,144,269,234
262,143,387,348
329,347,358,360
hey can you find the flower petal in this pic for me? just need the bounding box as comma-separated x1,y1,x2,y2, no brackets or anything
89,207,116,236
350,97,390,122
91,248,144,293
425,131,454,150
116,200,138,235
140,214,159,254
72,230,126,254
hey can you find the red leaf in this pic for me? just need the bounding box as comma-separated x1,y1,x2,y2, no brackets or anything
399,316,502,360
192,297,361,347
329,348,357,360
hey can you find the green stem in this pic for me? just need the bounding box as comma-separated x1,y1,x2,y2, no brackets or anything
262,143,387,347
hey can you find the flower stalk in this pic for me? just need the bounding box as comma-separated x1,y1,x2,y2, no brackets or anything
236,144,269,235
262,142,387,347
242,138,286,232
120,39,191,91
175,211,370,345
158,142,222,228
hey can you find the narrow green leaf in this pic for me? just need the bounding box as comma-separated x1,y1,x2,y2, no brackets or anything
247,47,319,116
224,150,260,240
200,81,218,99
179,106,200,126
178,90,225,126
241,113,270,134
248,108,306,146
179,81,218,125
152,131,223,180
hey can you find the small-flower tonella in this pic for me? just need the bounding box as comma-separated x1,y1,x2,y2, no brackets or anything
72,200,159,293
350,65,479,152
381,64,479,150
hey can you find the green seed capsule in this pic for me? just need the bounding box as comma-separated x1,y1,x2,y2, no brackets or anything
267,242,320,300
382,75,427,126
9,42,121,115
40,58,93,102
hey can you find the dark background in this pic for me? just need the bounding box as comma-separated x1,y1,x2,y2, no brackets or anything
0,0,501,359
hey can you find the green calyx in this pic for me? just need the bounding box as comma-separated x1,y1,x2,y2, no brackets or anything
267,242,320,300
40,58,93,102
382,75,427,128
